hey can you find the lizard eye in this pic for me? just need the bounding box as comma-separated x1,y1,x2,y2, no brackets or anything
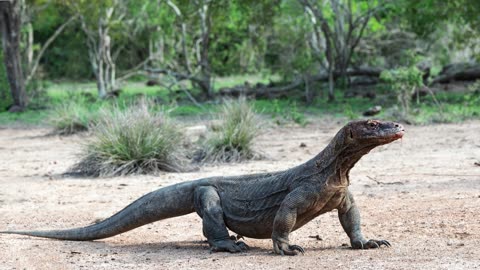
367,121,378,128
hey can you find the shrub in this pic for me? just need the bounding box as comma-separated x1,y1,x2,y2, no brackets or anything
68,102,188,176
380,66,423,118
195,98,261,163
48,101,92,135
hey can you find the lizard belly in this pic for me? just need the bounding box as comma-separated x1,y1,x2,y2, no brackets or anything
223,207,278,239
293,189,347,231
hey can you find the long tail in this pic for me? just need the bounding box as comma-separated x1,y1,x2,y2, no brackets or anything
0,181,197,241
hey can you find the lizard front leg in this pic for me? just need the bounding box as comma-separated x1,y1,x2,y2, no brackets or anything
271,188,312,256
338,190,391,249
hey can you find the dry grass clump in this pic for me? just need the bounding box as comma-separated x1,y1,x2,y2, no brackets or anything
195,98,262,163
68,102,188,176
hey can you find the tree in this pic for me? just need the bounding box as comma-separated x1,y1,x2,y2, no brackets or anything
65,0,151,98
0,0,27,111
298,0,386,101
23,10,78,86
392,0,480,62
148,0,275,99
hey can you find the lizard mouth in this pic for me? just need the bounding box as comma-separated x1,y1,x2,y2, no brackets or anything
377,128,404,143
394,130,405,138
385,129,405,142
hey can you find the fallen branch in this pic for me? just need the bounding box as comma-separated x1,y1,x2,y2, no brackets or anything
219,67,384,98
431,62,480,84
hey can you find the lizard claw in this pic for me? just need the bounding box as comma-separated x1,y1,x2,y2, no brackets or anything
236,241,250,251
352,239,391,249
273,241,305,256
375,240,391,247
210,238,249,253
289,244,305,255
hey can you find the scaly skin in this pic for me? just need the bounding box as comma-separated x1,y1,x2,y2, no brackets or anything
0,120,404,255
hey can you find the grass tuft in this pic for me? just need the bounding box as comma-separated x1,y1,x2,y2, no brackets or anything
195,98,262,163
48,101,92,135
68,101,189,176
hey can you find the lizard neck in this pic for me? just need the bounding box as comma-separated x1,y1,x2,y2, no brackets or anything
334,145,374,185
307,127,375,186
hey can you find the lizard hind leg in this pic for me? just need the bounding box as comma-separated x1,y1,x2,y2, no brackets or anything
194,186,249,253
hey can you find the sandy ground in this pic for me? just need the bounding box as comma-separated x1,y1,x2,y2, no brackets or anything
0,118,479,270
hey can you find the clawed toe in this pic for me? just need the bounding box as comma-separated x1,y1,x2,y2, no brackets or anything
289,244,305,255
352,239,392,249
236,241,249,250
274,242,305,256
380,240,391,247
210,238,250,253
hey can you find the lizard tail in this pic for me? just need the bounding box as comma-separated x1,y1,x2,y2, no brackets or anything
0,182,196,241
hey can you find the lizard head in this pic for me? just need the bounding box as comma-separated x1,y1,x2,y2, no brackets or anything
345,120,404,146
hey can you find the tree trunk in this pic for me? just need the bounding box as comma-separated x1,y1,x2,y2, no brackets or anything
196,0,212,99
0,1,27,111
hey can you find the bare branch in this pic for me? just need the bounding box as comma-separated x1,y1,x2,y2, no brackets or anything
25,14,78,85
117,57,151,82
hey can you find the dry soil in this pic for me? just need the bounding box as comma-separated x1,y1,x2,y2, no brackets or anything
0,119,479,270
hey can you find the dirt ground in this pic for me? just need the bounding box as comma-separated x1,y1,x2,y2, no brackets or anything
0,118,479,270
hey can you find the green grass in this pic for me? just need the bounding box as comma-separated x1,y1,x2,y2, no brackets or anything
195,98,262,163
0,80,478,128
252,92,380,122
68,102,189,176
405,91,480,124
48,101,93,135
0,109,48,125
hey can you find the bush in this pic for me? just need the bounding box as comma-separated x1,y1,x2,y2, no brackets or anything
48,101,92,135
196,98,261,163
380,66,423,118
68,102,188,176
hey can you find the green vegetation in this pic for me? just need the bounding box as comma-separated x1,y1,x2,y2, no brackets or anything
380,66,424,118
196,98,261,163
1,0,480,128
0,80,477,127
48,101,93,135
68,102,188,176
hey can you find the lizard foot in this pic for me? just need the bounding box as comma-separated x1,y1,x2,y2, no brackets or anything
210,239,249,253
273,241,305,256
351,239,391,249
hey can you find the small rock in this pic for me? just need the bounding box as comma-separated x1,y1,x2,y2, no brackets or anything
300,142,307,148
363,105,382,116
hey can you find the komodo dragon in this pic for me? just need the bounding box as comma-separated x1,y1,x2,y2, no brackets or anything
0,120,404,255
